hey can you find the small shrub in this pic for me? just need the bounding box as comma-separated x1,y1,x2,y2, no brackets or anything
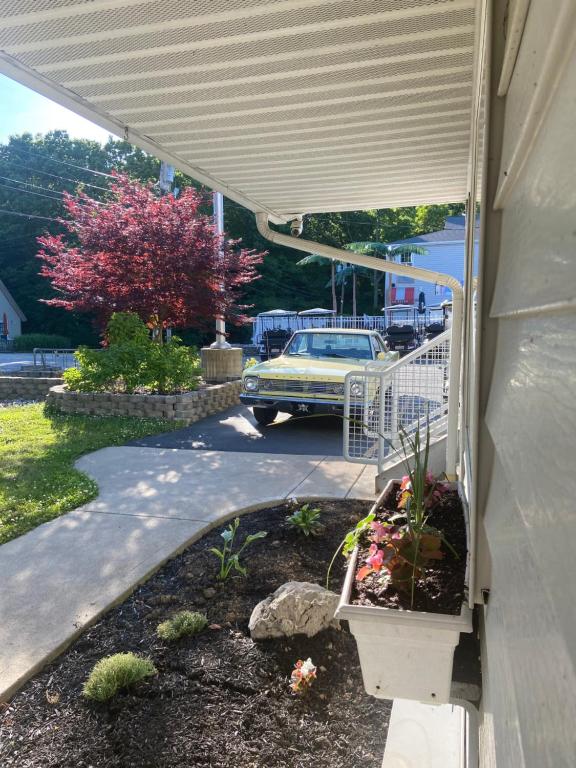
64,313,201,394
106,312,149,346
157,611,208,642
286,504,322,536
12,333,71,351
82,652,157,702
210,517,267,581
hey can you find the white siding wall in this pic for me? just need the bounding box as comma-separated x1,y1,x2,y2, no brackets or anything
393,241,478,310
478,2,576,766
0,290,22,338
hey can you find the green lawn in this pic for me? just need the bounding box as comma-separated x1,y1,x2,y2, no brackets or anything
0,404,183,545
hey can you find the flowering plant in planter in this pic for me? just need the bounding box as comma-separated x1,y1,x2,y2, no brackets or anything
333,415,472,703
328,416,455,606
354,425,454,607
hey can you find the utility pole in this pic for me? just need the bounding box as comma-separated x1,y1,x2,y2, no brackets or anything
210,191,231,349
159,161,175,341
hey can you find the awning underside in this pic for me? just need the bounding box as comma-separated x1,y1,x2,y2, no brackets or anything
0,0,479,219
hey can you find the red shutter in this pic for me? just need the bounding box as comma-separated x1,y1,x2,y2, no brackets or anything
390,287,397,304
405,287,415,304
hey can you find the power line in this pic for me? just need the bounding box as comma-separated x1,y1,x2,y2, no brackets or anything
2,145,115,178
0,181,66,203
0,207,61,222
0,175,105,205
0,157,112,193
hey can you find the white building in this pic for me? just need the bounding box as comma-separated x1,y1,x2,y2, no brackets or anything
0,278,26,340
388,215,479,309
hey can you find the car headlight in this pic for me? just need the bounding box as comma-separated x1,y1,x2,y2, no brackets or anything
350,381,365,398
243,376,259,392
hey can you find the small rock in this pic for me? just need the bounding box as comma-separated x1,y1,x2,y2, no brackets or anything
320,665,327,673
271,540,282,548
203,587,217,599
249,581,340,640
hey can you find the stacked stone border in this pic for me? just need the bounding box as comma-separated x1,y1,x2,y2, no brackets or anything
0,375,64,401
46,381,241,423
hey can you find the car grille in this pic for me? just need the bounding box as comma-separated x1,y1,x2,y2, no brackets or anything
259,378,343,395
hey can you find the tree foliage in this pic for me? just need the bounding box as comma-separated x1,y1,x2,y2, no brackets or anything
0,130,465,344
37,174,264,332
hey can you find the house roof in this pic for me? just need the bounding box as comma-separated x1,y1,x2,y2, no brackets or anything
390,214,480,245
0,1,482,220
0,278,26,321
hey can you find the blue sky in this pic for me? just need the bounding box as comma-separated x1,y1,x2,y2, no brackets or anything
0,74,115,145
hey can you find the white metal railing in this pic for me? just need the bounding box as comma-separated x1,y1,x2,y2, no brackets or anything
252,308,446,347
33,348,79,370
343,330,451,474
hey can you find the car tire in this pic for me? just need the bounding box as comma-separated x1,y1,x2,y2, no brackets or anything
253,407,278,426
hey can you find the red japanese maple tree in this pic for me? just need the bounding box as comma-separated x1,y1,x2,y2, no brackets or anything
37,174,263,333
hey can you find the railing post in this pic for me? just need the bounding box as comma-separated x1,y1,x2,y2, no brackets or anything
445,294,463,479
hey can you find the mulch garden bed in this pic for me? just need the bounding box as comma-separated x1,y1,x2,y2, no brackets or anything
0,499,391,768
353,482,467,614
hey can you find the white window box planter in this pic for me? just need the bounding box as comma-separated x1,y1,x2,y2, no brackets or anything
335,480,473,704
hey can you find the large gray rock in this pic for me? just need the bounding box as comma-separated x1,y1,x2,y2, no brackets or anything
249,581,340,640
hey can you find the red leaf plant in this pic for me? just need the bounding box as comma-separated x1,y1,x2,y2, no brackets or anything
37,174,264,334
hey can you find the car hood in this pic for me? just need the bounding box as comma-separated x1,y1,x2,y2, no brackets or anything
244,355,370,380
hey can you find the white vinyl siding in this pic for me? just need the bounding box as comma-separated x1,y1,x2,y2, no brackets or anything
478,2,576,766
0,289,23,339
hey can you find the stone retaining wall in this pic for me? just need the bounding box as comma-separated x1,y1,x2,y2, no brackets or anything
46,381,242,423
0,376,64,400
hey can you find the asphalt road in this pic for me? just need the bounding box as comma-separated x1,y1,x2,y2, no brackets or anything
129,404,344,455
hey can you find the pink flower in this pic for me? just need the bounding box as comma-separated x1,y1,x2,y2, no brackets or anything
426,471,436,485
400,475,411,491
370,521,387,543
388,526,404,540
367,543,384,571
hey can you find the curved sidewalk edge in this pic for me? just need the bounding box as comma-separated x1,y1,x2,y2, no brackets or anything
0,447,376,702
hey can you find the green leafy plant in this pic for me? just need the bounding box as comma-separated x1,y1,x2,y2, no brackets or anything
82,652,157,702
63,312,201,394
244,357,259,369
209,517,267,581
286,503,322,536
157,611,208,642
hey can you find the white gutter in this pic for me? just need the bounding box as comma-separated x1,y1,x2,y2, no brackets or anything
255,212,464,478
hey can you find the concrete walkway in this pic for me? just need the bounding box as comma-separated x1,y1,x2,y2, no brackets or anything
0,446,376,702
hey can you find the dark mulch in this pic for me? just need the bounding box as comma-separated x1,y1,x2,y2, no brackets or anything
0,500,391,768
353,483,467,614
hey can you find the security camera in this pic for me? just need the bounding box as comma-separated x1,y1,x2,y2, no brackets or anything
289,215,303,237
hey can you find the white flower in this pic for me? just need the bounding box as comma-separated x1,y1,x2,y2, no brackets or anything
300,658,316,677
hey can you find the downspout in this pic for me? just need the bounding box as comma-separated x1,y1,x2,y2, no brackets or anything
255,212,464,479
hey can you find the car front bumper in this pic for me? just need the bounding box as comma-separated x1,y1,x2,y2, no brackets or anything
240,393,344,415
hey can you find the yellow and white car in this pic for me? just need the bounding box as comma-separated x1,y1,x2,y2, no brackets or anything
241,328,397,425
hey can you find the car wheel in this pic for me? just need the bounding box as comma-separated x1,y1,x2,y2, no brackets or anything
253,407,278,426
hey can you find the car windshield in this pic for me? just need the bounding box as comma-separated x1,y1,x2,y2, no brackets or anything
285,332,373,360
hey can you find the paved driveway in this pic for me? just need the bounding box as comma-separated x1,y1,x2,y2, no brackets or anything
129,404,344,456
